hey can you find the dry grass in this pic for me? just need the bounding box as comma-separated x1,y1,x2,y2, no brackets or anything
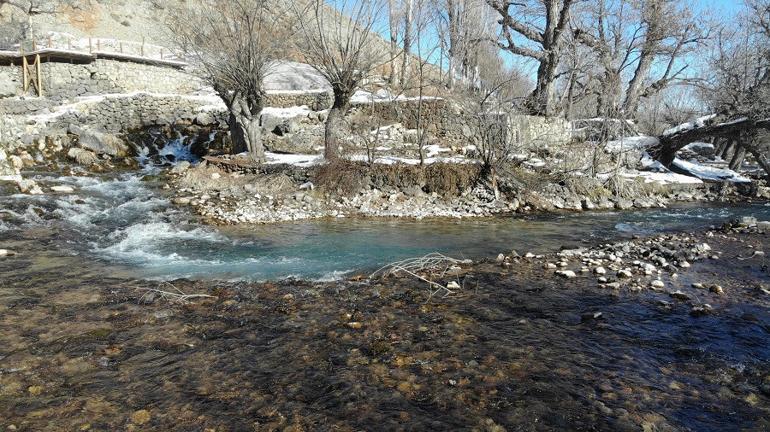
313,160,482,197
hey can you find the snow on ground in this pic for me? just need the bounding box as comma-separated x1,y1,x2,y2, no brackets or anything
23,92,228,125
662,114,717,136
263,152,470,167
265,152,323,167
264,61,330,92
625,171,704,185
261,106,314,119
683,142,715,152
423,144,452,158
672,158,751,183
606,136,658,152
350,89,442,104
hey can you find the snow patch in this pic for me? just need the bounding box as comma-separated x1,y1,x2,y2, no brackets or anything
672,158,751,183
663,114,717,136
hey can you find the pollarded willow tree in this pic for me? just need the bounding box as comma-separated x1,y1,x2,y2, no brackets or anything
166,0,295,162
293,0,390,160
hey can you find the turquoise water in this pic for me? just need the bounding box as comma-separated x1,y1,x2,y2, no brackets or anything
2,166,769,281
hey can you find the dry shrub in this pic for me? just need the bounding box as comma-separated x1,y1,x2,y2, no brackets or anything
313,160,482,196
564,176,612,201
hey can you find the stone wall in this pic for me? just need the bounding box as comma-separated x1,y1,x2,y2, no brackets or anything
0,93,228,150
352,98,573,148
0,59,203,100
0,59,335,109
265,91,332,111
508,115,573,148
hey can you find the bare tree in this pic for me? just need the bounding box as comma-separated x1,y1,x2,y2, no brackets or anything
487,0,577,117
166,0,294,162
401,0,414,85
435,0,498,90
572,0,707,119
622,1,707,115
388,0,401,85
457,66,524,196
294,0,390,161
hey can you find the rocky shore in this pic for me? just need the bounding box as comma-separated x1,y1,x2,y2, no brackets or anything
167,157,767,225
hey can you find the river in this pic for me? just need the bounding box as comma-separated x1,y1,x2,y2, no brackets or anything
1,148,769,431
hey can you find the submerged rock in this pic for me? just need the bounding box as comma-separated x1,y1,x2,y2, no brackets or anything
16,179,43,195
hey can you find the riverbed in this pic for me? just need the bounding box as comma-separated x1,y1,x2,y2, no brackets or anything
1,162,770,430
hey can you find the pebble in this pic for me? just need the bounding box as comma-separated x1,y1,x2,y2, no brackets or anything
692,283,705,289
669,291,691,301
709,285,724,295
617,269,633,279
131,410,151,425
651,280,665,289
581,311,603,322
0,249,16,257
496,253,505,262
690,304,713,317
594,267,606,275
346,322,363,329
545,263,557,269
446,281,461,290
556,270,577,279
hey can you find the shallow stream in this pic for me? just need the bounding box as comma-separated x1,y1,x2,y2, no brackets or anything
2,145,770,430
1,160,769,281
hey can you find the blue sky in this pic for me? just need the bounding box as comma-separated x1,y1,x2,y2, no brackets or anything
695,0,743,16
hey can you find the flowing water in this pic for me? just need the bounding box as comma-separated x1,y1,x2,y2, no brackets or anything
1,147,769,281
2,143,770,430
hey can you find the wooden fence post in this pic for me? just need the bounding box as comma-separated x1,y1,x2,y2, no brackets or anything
35,54,42,96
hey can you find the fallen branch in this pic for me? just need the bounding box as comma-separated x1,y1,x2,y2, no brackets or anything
370,253,467,300
138,282,216,304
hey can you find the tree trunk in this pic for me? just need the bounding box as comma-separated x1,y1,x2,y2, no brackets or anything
714,137,727,156
228,113,265,162
623,47,655,116
742,139,770,181
729,144,746,170
388,0,399,86
720,139,735,160
530,54,559,117
400,0,413,86
324,88,352,160
447,0,459,90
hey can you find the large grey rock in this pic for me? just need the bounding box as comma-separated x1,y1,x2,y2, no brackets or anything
67,148,100,165
76,128,129,157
